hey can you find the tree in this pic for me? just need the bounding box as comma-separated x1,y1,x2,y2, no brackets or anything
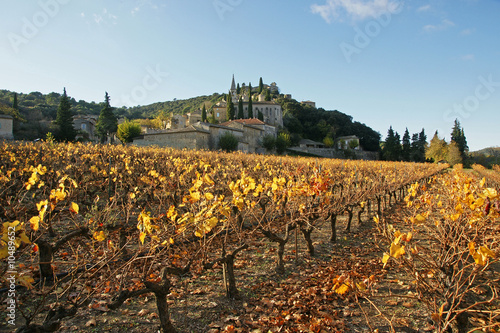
447,141,463,166
323,136,334,148
261,134,276,151
248,83,253,118
265,88,271,101
218,132,238,151
275,132,290,155
236,83,241,95
401,128,411,161
258,77,264,94
237,97,244,119
12,93,18,110
95,92,118,143
426,131,448,163
451,119,468,158
117,120,142,143
257,110,264,122
55,88,76,142
382,126,401,161
201,104,207,122
226,91,235,121
415,129,427,162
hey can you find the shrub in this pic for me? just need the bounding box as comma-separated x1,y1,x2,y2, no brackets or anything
218,132,238,152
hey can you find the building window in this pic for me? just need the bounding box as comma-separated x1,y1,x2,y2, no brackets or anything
217,113,220,117
81,123,87,131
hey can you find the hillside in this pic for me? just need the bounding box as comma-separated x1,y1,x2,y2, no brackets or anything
470,147,500,167
0,89,380,151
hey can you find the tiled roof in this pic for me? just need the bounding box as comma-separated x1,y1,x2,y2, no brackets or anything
221,118,265,126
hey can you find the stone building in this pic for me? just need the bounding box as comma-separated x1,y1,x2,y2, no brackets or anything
228,75,283,127
0,114,14,140
73,115,98,141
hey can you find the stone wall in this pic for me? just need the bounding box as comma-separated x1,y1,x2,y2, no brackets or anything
288,147,379,160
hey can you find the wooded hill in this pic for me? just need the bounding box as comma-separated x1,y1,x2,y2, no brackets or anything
0,89,380,151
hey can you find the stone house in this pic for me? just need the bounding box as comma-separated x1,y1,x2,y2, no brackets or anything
133,125,211,150
0,114,14,140
73,115,98,141
335,135,360,150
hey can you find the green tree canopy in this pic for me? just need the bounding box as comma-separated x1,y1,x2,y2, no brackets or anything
401,128,411,161
226,91,235,121
382,126,401,161
248,84,253,118
117,119,142,143
55,88,76,142
95,92,118,143
218,132,238,151
237,97,244,119
451,119,468,158
258,77,264,94
201,104,207,122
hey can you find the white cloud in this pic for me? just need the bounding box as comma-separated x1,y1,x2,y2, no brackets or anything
93,8,118,25
461,28,474,36
423,19,454,33
417,5,430,12
461,54,474,61
311,0,403,23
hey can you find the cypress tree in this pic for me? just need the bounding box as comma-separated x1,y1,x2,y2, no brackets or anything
55,88,76,142
12,93,18,110
201,104,207,122
226,91,235,121
258,77,264,94
237,97,244,119
96,92,118,143
236,83,241,95
248,83,253,118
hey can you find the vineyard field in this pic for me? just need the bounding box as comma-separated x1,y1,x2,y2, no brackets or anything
1,142,498,333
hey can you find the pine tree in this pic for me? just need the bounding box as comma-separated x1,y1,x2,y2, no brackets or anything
55,88,76,142
258,77,264,94
95,92,117,143
451,119,468,158
226,91,235,121
417,129,427,162
382,126,401,161
248,83,253,118
401,128,411,161
237,97,244,119
201,104,207,122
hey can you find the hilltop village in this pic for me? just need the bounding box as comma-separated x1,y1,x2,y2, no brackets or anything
0,76,373,159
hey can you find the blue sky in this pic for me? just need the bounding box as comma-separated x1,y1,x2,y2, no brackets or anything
1,0,499,151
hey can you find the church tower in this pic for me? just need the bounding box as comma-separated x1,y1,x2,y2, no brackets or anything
230,74,237,103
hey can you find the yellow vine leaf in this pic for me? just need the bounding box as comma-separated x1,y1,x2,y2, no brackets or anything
70,202,79,214
139,232,146,244
382,253,390,268
205,192,214,201
483,188,498,199
93,231,106,242
390,242,405,259
335,283,350,295
479,177,486,188
29,216,40,231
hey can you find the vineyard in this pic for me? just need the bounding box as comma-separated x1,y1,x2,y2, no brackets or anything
1,142,498,333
